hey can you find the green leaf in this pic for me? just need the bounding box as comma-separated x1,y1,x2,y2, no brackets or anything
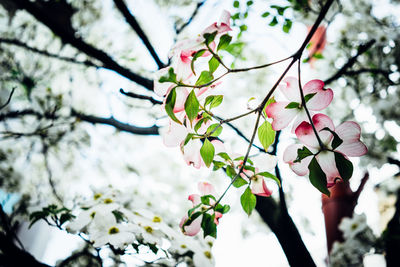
233,0,240,8
187,205,201,217
205,95,223,109
184,90,200,123
217,34,232,51
159,67,177,83
303,57,310,63
112,210,125,223
271,5,289,15
257,172,281,186
313,53,324,59
200,138,215,167
232,176,249,188
285,102,300,109
334,152,353,181
165,88,181,124
195,71,214,86
262,96,276,116
212,160,226,170
203,31,218,46
183,211,202,227
217,152,231,161
60,213,75,226
246,1,253,6
240,25,248,32
201,213,217,238
304,93,316,103
308,157,330,196
201,194,217,205
261,11,270,18
321,127,343,149
240,187,256,216
283,18,292,33
191,49,206,75
206,124,223,137
184,133,194,146
294,146,314,163
226,165,237,178
258,121,276,150
269,16,278,26
208,57,220,74
233,156,254,165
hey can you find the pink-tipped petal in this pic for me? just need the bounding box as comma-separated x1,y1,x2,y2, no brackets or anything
163,120,188,147
180,215,202,236
173,88,189,113
291,109,311,133
279,77,301,102
266,102,299,131
283,144,313,176
182,139,203,169
188,194,201,206
303,80,333,111
198,182,217,196
251,178,272,197
316,151,341,186
214,212,223,225
211,140,226,155
220,10,231,27
334,122,367,157
295,121,320,148
312,113,335,145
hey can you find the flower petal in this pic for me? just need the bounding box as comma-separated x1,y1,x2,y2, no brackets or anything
182,139,203,169
303,79,333,111
316,151,341,187
334,121,367,157
296,113,334,148
251,177,272,197
163,120,187,147
279,77,301,102
283,144,313,176
198,182,217,196
188,194,201,206
180,215,202,236
265,102,299,131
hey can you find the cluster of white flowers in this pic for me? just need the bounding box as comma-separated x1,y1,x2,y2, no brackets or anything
66,187,215,266
330,214,377,267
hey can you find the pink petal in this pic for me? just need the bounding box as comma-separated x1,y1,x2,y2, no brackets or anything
303,79,333,111
296,113,334,148
220,10,231,27
251,178,272,197
188,194,201,206
180,215,202,236
198,182,217,196
173,88,189,113
291,109,311,133
265,102,299,131
211,140,226,155
334,122,367,156
279,77,301,102
316,151,341,187
214,212,223,225
163,120,188,147
182,139,203,169
283,144,313,176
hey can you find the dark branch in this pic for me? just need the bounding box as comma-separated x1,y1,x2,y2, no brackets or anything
0,109,160,136
175,1,206,35
324,39,376,85
0,38,98,67
113,0,165,69
0,87,16,110
344,68,397,85
120,88,162,105
71,109,159,135
13,0,154,91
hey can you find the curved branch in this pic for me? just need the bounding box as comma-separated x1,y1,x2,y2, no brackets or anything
119,89,162,105
113,0,165,69
0,38,98,67
13,0,154,91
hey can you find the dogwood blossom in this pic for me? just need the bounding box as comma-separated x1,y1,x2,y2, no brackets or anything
265,76,333,132
283,113,367,187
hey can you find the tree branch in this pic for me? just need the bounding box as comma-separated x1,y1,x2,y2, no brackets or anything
0,109,160,136
324,39,376,85
175,1,206,35
113,0,165,69
13,0,154,91
0,38,98,67
119,89,162,105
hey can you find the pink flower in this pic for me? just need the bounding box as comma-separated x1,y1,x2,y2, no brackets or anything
284,113,367,187
265,77,333,132
240,167,273,197
202,10,232,35
180,182,221,236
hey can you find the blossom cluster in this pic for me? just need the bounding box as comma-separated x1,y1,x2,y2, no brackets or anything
65,188,215,266
266,77,367,194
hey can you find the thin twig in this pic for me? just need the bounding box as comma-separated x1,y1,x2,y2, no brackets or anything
119,89,162,105
0,87,16,110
